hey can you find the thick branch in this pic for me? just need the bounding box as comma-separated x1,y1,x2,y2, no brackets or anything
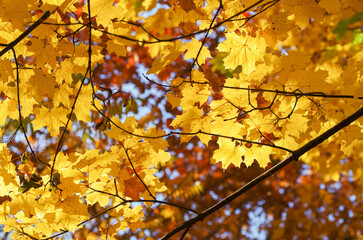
161,107,363,239
0,11,50,57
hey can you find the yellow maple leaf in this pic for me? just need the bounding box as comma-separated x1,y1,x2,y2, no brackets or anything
54,195,89,231
339,124,363,156
0,144,19,196
0,98,16,125
244,146,272,168
217,31,266,74
318,0,340,13
86,181,112,207
53,84,73,108
84,0,127,27
147,41,182,74
170,5,204,26
27,37,60,68
213,138,246,168
28,68,57,100
171,106,203,131
41,0,73,12
211,118,248,140
289,69,329,92
32,106,69,138
54,59,77,85
285,0,325,29
70,44,104,69
180,80,210,110
0,58,14,80
119,204,145,231
105,116,144,142
0,0,37,29
261,12,294,45
181,38,211,65
72,84,95,122
148,149,171,168
107,38,127,57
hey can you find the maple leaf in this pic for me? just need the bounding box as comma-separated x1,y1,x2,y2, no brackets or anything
0,59,14,80
32,106,69,137
213,138,246,168
105,116,144,142
288,69,329,92
179,79,210,110
0,1,362,239
147,41,182,74
54,195,89,232
318,0,340,13
0,144,19,196
244,146,272,168
41,0,73,12
0,99,16,125
53,84,73,108
28,68,57,100
210,118,247,140
124,177,146,201
338,124,363,156
72,84,95,122
0,0,37,29
181,38,211,65
285,0,325,29
171,106,203,131
86,181,112,207
107,38,128,57
27,38,60,68
261,12,294,45
84,0,127,27
217,31,266,74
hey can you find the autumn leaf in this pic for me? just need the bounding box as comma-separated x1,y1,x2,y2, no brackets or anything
54,195,89,232
0,1,362,239
213,138,245,168
0,144,19,196
217,31,266,74
181,38,211,64
28,68,57,100
124,177,146,201
32,106,69,137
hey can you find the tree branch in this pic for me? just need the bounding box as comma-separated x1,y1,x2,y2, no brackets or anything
161,107,363,239
0,11,50,57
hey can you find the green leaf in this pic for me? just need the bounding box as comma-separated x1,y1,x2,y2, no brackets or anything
352,31,363,44
18,174,43,193
333,12,363,40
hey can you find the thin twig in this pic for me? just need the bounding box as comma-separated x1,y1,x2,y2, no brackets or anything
120,143,157,200
49,0,93,184
10,48,50,166
91,102,292,152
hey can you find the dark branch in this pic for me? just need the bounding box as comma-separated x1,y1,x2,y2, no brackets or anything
121,144,157,200
11,48,49,167
160,107,363,239
0,11,50,57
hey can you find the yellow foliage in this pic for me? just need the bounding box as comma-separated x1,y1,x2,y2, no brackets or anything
0,0,362,239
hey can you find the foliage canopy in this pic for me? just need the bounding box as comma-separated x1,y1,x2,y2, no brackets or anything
0,0,362,239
